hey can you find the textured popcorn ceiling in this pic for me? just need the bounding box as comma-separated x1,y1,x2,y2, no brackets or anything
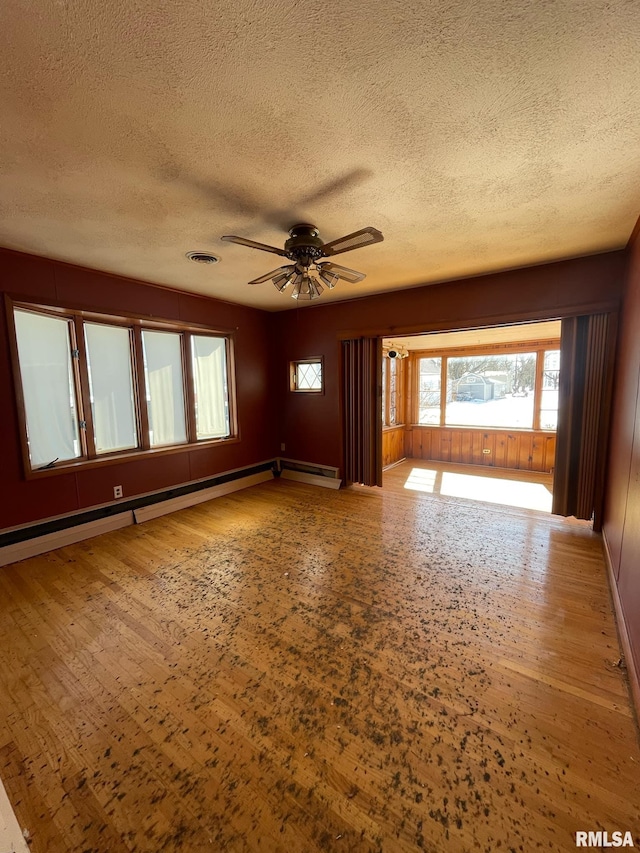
1,0,639,311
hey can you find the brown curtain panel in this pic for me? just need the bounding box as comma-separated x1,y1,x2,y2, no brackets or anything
553,313,617,528
342,337,383,487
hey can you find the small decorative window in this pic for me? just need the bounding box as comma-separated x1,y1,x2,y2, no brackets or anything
290,358,323,393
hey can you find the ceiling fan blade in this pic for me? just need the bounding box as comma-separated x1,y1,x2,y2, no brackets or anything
317,262,366,283
248,265,295,285
321,227,384,256
221,235,286,256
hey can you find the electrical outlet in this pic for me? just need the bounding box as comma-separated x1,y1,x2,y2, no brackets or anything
482,448,491,454
280,443,286,452
113,485,123,499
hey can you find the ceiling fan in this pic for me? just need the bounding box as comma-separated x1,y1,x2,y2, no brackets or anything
221,223,384,301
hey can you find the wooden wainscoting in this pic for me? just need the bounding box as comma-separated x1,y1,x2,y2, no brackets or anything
382,425,406,468
405,426,556,473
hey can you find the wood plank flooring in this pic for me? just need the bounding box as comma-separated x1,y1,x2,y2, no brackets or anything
0,468,638,852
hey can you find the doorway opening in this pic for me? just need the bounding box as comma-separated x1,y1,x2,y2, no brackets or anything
381,320,561,513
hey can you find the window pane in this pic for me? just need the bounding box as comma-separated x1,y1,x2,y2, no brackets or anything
381,358,387,424
191,335,230,439
85,323,138,453
14,309,81,467
296,361,322,391
142,330,187,447
418,357,441,424
388,357,398,424
540,349,561,430
446,353,536,429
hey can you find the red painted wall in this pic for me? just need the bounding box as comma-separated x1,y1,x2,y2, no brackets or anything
603,225,640,699
0,248,628,537
0,248,278,529
273,252,626,469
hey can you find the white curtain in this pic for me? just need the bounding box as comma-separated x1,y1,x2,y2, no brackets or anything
142,330,187,446
14,309,80,466
85,323,137,453
191,335,228,438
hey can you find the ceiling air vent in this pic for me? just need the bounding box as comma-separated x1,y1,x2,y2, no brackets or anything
186,251,220,264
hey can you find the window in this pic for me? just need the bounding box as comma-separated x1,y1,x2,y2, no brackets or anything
411,344,561,432
539,349,560,430
85,322,138,453
388,356,398,425
446,352,536,429
417,357,442,425
290,359,323,392
142,330,187,447
382,354,406,426
191,335,230,438
13,309,82,467
10,301,236,473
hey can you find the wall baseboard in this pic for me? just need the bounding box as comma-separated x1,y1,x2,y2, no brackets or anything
602,530,640,724
383,457,407,471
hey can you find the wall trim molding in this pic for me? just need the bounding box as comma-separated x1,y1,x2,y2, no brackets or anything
602,529,640,725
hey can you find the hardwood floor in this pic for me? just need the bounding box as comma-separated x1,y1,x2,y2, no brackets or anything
0,474,638,852
384,458,554,513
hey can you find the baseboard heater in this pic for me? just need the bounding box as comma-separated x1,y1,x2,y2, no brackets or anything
0,458,344,567
0,461,277,567
278,458,342,490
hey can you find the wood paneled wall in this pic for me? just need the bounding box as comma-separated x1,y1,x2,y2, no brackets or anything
382,426,405,468
406,426,556,473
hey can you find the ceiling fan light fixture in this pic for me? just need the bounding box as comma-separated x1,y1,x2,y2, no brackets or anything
272,271,293,291
291,273,323,301
318,267,340,289
223,223,382,302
